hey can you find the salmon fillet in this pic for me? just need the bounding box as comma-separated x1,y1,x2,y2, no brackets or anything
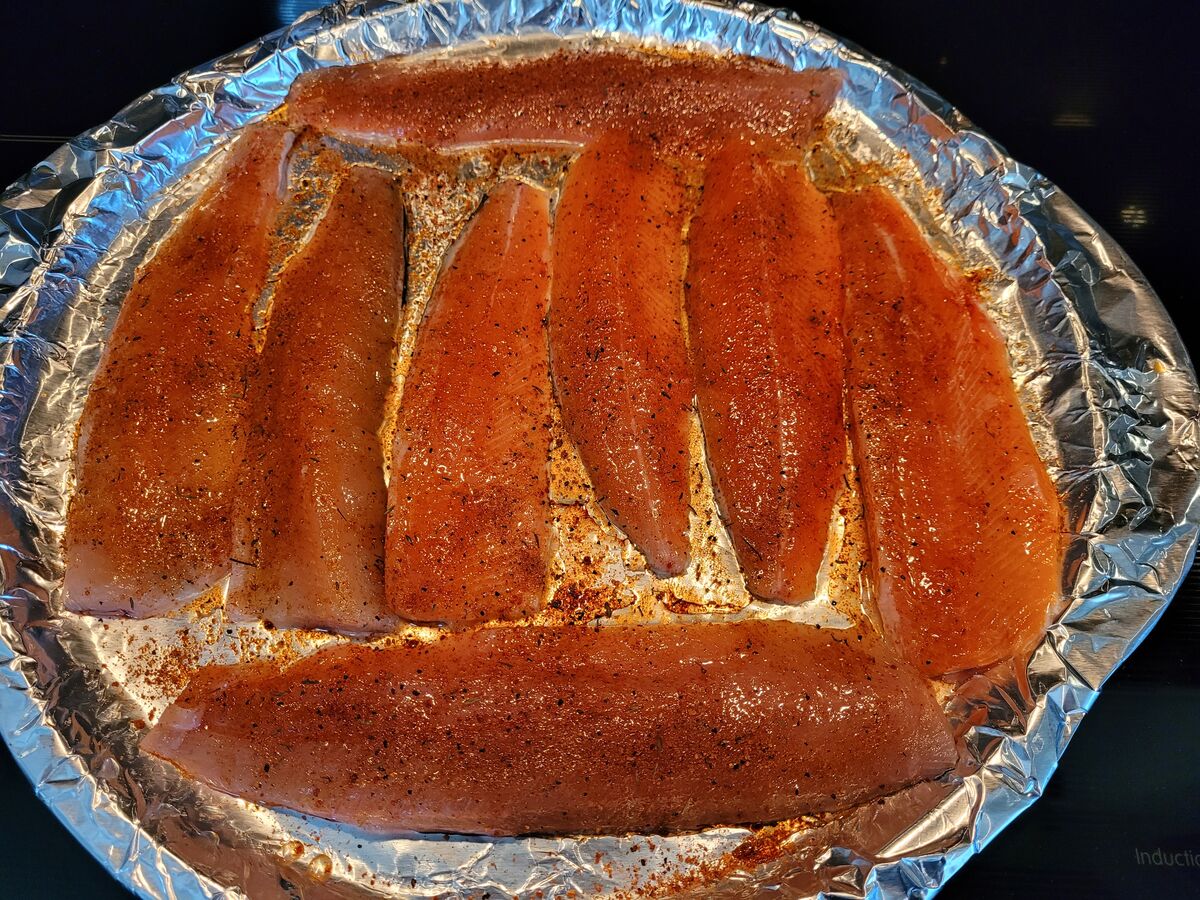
386,181,554,625
686,142,845,602
833,185,1062,675
550,133,694,576
228,166,402,634
64,124,293,616
143,620,956,835
287,49,840,153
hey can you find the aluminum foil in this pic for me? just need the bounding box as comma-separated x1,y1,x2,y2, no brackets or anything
2,0,1197,897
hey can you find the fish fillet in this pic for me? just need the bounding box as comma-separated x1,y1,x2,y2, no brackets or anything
833,185,1062,675
686,141,845,602
288,49,840,153
143,620,956,835
228,166,402,634
64,124,292,616
386,181,553,625
550,132,694,577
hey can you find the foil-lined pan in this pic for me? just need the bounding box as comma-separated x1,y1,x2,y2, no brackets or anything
2,0,1197,897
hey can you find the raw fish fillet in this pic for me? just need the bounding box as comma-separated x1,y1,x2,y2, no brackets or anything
833,185,1062,675
550,132,694,576
288,48,840,153
228,166,402,634
64,124,292,616
686,141,845,602
143,620,956,835
386,181,553,624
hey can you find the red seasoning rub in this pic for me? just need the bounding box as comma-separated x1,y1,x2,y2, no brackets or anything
227,166,402,635
833,185,1063,675
64,124,293,617
550,132,694,577
287,47,841,154
386,181,554,625
686,140,846,602
143,620,956,835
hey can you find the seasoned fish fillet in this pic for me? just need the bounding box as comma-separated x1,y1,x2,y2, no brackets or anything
833,185,1062,674
143,620,956,835
386,181,554,625
64,124,293,616
288,49,839,153
686,141,845,602
550,132,694,576
228,166,402,634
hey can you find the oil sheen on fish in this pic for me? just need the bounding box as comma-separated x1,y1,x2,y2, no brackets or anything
143,619,956,835
386,181,553,625
550,132,694,576
686,141,845,602
63,124,293,617
228,166,402,634
288,48,840,153
833,185,1062,675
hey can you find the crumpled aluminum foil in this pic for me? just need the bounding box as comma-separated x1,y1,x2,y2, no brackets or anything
1,0,1197,897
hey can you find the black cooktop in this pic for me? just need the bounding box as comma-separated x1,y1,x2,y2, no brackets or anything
1,2,1196,898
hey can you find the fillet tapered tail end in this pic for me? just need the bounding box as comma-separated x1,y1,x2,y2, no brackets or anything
687,139,846,603
549,132,695,579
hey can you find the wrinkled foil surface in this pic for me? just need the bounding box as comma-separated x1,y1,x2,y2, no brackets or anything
2,1,1197,897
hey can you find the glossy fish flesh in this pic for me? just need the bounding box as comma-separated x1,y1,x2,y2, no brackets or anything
288,49,840,154
833,185,1062,675
686,141,846,602
143,619,956,835
228,165,402,634
64,124,293,616
386,181,554,625
549,133,695,576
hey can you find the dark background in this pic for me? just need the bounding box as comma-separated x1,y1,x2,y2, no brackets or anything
1,1,1197,897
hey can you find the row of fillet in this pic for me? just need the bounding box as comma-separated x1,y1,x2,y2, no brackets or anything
66,51,1060,681
62,50,1064,837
